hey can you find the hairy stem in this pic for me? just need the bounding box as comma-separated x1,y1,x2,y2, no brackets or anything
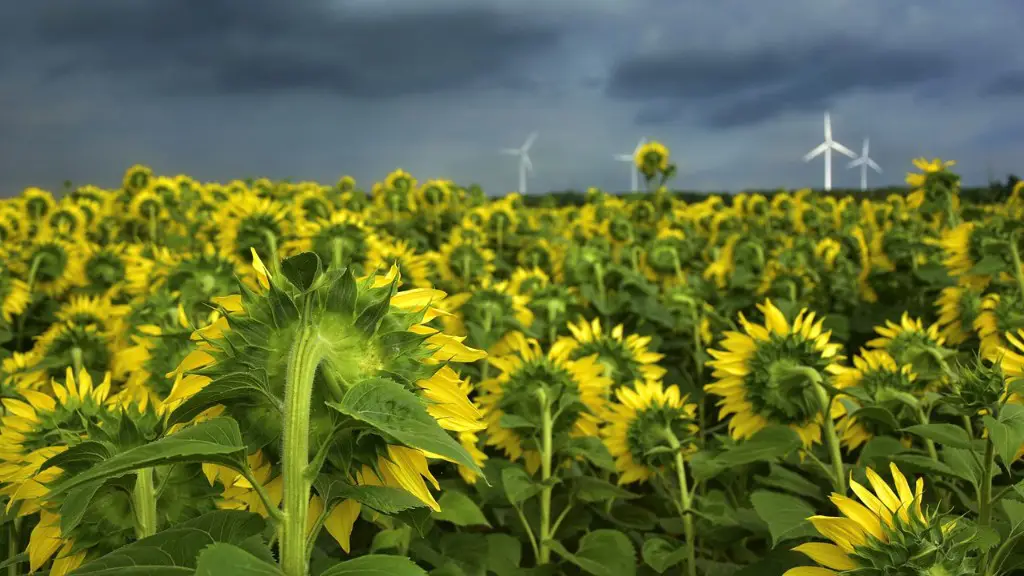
664,429,697,576
812,381,847,494
279,325,322,576
536,388,554,565
132,468,158,539
979,437,996,571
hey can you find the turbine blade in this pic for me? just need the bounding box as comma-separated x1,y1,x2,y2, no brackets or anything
522,132,538,151
803,142,828,161
633,137,646,153
824,112,832,140
830,141,857,158
848,158,865,168
867,159,882,172
500,148,519,155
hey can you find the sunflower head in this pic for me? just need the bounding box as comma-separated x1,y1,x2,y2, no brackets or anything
866,313,951,384
905,157,959,214
946,356,1008,415
516,237,563,281
478,334,611,474
508,267,550,298
288,210,375,272
15,236,83,298
366,237,432,289
22,187,56,221
122,164,153,194
787,464,977,576
635,141,671,181
437,233,497,290
552,317,665,394
215,193,291,266
415,179,453,211
293,188,334,223
167,251,486,509
603,380,698,485
705,299,844,447
442,278,534,354
833,350,920,450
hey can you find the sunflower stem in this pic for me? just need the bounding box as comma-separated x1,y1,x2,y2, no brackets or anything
914,406,940,463
812,381,847,494
263,231,282,277
71,347,84,377
690,306,706,450
978,436,996,570
132,468,158,538
535,387,554,566
663,429,697,576
279,325,322,576
6,521,18,576
331,237,345,271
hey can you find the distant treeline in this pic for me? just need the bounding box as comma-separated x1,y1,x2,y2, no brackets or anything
513,174,1021,207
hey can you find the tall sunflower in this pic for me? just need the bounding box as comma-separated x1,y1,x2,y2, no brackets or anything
550,317,665,397
214,192,291,268
442,277,534,355
602,380,698,485
785,464,974,576
704,299,845,447
865,313,950,384
478,333,611,474
934,285,982,346
832,350,920,450
166,250,486,564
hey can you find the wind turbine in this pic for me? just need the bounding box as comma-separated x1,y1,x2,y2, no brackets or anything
501,132,537,194
802,112,857,191
615,137,646,192
847,138,881,191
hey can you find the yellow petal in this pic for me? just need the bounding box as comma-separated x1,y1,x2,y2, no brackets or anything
324,499,362,554
792,542,857,571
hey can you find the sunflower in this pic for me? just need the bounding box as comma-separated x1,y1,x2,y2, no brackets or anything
31,322,120,384
122,164,153,194
414,179,453,213
975,292,1024,356
785,464,973,576
166,250,487,553
551,317,665,397
442,277,534,355
22,187,56,222
641,227,695,288
704,299,845,447
114,319,196,411
54,294,129,336
292,188,334,223
478,333,612,474
989,329,1024,386
516,237,564,283
933,282,978,342
832,350,919,450
80,242,131,298
635,141,670,181
45,201,89,240
374,169,418,216
287,210,376,271
0,369,115,519
865,313,950,383
602,380,698,485
905,157,957,210
366,237,432,289
11,235,84,298
703,233,740,289
508,267,550,298
0,265,31,323
214,192,291,268
436,231,497,290
936,222,991,288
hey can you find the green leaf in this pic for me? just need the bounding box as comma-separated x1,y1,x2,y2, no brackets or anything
714,426,802,467
314,475,428,515
501,466,540,505
983,415,1024,468
319,554,428,576
72,510,266,575
641,538,689,574
901,423,973,450
546,529,636,576
858,436,909,468
327,267,359,315
486,534,522,576
46,418,247,497
848,406,901,432
370,528,410,553
280,252,322,292
327,378,482,476
970,254,1008,276
1002,498,1024,532
892,453,973,484
941,448,983,489
749,490,817,547
60,480,104,534
571,477,640,503
566,437,616,472
754,464,824,501
194,543,283,576
167,373,273,427
499,414,536,430
433,491,491,527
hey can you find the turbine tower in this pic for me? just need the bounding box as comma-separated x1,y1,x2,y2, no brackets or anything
802,112,856,191
615,137,646,192
501,132,537,194
847,138,881,192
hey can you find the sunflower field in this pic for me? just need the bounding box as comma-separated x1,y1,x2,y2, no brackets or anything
0,145,1023,576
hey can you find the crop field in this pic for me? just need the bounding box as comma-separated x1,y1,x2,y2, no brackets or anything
0,145,1023,576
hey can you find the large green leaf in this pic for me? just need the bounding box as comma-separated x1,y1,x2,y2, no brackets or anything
72,510,266,575
714,426,802,468
901,423,973,450
641,538,689,574
501,466,540,505
193,543,283,576
749,490,817,547
314,475,428,515
168,373,275,427
49,418,248,497
319,554,428,576
547,529,636,576
327,378,481,475
433,491,491,527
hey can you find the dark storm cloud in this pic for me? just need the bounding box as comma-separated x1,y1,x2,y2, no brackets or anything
18,0,563,98
982,70,1024,96
606,37,956,128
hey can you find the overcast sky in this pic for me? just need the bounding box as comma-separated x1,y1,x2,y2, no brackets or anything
1,1,1022,195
